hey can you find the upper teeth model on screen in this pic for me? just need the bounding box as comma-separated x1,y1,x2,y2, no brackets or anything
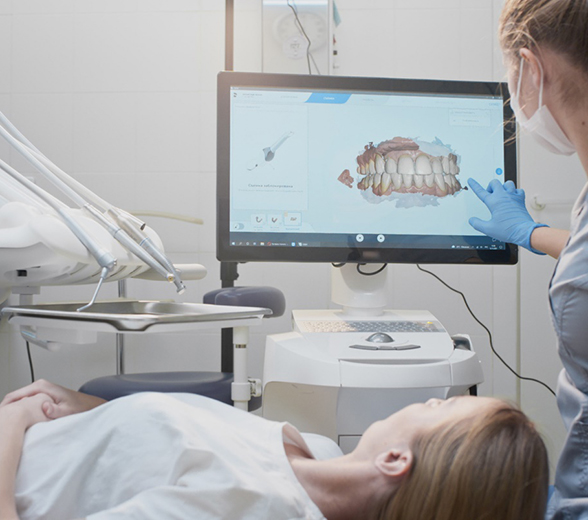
348,137,463,198
246,131,294,171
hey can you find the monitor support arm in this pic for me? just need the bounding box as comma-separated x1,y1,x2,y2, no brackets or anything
331,264,388,317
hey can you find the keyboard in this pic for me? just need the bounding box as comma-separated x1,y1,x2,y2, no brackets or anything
299,320,444,333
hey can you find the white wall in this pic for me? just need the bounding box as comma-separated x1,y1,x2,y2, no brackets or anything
0,0,235,393
0,0,571,474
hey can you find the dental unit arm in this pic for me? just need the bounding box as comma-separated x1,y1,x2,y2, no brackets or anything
0,110,191,309
0,112,180,281
0,156,118,303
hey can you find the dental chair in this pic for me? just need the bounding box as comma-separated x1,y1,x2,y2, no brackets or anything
79,286,286,411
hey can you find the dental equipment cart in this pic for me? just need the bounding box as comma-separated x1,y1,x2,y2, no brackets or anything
2,301,270,410
262,308,483,453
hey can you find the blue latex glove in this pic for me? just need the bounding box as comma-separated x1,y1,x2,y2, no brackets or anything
468,178,548,254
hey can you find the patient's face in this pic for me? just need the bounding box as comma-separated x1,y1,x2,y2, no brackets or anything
357,396,501,455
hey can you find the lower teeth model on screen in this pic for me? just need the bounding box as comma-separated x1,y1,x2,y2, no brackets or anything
338,136,464,208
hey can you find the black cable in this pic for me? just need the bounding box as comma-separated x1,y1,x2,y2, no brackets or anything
286,0,321,75
331,262,346,268
306,42,321,75
286,1,311,74
357,263,387,276
416,264,556,397
25,340,35,383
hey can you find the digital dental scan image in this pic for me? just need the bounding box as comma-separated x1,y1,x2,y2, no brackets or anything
340,136,464,208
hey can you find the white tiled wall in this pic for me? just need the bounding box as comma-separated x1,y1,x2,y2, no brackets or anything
0,0,515,392
0,0,566,473
0,0,229,393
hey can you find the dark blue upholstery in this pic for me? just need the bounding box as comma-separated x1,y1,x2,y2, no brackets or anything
79,371,261,410
203,286,285,317
80,372,232,402
78,287,285,412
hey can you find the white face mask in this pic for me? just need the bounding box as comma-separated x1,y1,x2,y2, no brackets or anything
510,57,576,156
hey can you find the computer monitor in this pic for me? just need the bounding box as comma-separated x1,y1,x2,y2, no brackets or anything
217,72,517,265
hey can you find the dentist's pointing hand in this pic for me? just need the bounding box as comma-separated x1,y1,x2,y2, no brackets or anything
468,178,548,253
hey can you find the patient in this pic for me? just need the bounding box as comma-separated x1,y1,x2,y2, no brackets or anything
0,380,547,520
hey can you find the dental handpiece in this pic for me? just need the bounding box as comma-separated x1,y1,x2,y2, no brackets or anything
84,205,175,284
110,209,186,294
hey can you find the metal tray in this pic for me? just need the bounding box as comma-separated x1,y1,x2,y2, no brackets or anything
2,300,271,333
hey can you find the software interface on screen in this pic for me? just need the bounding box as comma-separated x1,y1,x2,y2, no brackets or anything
229,85,507,252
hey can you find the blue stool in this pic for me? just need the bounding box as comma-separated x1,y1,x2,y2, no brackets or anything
79,286,285,411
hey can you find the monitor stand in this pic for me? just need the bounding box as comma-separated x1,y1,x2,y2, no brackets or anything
330,263,388,317
291,263,445,334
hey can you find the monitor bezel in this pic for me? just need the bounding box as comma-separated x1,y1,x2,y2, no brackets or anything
217,71,517,265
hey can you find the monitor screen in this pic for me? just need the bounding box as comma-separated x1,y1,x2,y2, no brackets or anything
217,72,517,265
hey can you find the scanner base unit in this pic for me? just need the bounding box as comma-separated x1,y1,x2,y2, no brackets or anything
262,309,483,453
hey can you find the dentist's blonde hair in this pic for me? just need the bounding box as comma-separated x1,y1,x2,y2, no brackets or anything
499,0,588,102
374,404,549,520
499,0,588,65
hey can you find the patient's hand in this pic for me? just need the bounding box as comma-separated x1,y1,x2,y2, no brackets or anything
0,393,55,430
0,380,106,420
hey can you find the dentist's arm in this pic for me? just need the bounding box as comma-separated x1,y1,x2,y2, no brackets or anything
0,394,54,520
529,226,570,259
468,178,568,259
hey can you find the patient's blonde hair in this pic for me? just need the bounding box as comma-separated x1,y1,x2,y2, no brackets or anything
374,404,549,520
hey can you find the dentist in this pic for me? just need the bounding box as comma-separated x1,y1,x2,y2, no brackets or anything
470,1,588,518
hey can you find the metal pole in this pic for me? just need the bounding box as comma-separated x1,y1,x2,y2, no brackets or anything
225,0,234,72
221,0,238,374
231,326,250,410
116,279,127,375
220,262,239,372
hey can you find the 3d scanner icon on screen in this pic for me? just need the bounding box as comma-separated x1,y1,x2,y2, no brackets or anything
247,131,294,171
